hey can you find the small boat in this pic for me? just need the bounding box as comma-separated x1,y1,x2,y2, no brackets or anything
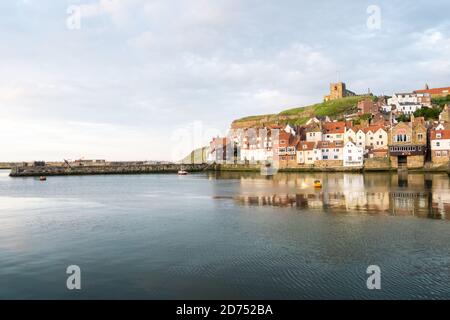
178,170,188,175
39,176,47,181
314,180,322,188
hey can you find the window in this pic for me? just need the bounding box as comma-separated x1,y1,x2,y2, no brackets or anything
436,151,441,157
348,149,352,153
442,151,448,156
323,156,329,160
436,142,440,147
436,133,442,139
418,133,424,141
334,155,338,159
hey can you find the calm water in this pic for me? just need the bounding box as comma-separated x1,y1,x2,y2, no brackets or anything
0,169,449,299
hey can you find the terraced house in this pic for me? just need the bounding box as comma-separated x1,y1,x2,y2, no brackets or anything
388,116,427,168
296,141,316,165
322,121,346,142
277,131,299,167
429,124,450,165
316,140,344,161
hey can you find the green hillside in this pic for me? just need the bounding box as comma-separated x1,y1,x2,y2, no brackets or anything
180,146,209,164
231,95,373,128
432,94,450,108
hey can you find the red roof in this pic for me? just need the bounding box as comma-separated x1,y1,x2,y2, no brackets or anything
323,122,346,134
414,87,450,95
364,125,385,134
277,131,298,147
430,129,450,140
299,141,316,151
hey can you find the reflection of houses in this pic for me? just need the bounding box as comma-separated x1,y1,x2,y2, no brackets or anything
388,116,427,168
233,172,447,218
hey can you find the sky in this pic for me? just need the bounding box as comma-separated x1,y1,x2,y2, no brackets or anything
0,0,449,162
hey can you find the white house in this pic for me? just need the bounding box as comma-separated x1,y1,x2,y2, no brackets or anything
344,128,356,144
322,121,346,142
296,142,316,165
365,126,388,150
284,124,296,136
430,128,450,164
344,127,366,149
317,140,344,160
343,141,364,167
387,92,431,115
239,128,274,162
381,104,392,113
305,121,322,143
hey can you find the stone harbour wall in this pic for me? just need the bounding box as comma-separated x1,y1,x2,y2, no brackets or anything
10,163,209,177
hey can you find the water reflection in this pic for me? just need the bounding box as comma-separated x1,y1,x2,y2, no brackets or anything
209,171,450,220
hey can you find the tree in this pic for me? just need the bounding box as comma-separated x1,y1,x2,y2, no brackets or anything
413,107,442,120
396,114,410,122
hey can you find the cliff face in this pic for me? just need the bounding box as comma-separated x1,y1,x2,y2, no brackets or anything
231,96,371,129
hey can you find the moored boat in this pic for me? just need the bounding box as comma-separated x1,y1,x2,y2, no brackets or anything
178,170,188,175
39,176,47,181
314,180,322,188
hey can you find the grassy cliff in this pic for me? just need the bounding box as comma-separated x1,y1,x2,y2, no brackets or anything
231,96,372,128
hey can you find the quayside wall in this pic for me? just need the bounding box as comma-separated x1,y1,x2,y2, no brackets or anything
9,163,209,177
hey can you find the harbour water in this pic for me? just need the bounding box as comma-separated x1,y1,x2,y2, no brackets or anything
0,169,448,299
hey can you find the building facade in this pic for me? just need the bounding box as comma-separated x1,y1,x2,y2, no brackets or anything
324,82,356,102
296,141,316,165
388,119,427,168
343,141,364,167
430,128,450,165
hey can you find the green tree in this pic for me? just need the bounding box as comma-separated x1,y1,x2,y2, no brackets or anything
396,114,410,122
413,107,442,120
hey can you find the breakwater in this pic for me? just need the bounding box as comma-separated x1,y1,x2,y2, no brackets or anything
9,163,210,177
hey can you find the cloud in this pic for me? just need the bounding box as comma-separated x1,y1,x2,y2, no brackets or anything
1,0,450,161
